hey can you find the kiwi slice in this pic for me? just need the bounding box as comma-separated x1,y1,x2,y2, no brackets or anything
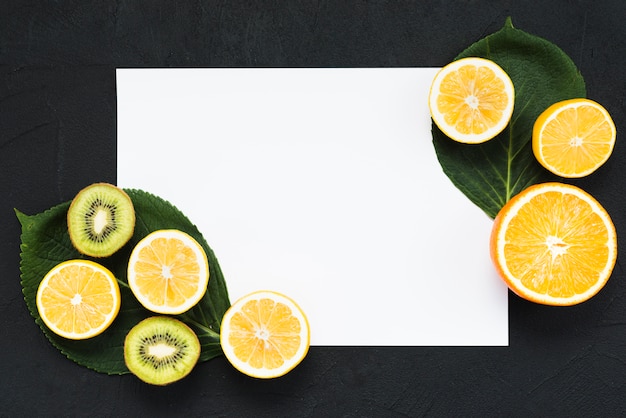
124,316,201,385
67,182,135,257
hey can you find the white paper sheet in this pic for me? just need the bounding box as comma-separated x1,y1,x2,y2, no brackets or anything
116,68,508,346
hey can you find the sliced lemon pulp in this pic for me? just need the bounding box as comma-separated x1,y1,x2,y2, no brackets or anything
532,98,616,178
429,57,515,144
36,259,121,339
127,229,209,315
220,290,310,379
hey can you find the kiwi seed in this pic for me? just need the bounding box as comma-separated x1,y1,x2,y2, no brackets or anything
124,316,201,385
67,182,135,257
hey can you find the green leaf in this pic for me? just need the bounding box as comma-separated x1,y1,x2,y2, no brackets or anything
432,17,586,218
17,189,231,374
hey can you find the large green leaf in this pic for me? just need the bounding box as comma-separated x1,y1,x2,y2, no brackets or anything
432,18,586,218
17,189,231,374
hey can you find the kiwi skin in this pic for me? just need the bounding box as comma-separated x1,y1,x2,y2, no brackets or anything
124,316,201,386
67,182,135,258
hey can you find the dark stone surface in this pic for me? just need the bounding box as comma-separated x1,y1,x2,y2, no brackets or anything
2,1,626,416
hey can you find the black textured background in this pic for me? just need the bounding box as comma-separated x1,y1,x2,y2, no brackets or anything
2,1,626,416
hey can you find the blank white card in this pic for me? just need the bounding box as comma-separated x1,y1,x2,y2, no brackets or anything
116,68,508,346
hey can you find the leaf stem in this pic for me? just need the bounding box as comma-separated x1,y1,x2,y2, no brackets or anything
180,314,220,339
117,279,130,289
506,125,514,202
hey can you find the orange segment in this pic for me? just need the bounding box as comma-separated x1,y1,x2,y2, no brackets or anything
220,290,310,379
36,259,121,339
490,182,617,306
127,229,209,314
532,98,616,178
429,57,515,143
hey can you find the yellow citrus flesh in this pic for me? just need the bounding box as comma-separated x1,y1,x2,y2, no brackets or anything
36,259,121,339
429,57,515,144
490,183,617,306
127,229,209,315
220,290,310,379
532,98,616,178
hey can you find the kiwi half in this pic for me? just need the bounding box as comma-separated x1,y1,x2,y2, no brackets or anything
124,316,201,385
67,183,135,257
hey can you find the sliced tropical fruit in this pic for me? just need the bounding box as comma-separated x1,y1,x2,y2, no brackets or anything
532,98,616,178
429,56,515,143
124,316,201,386
490,182,617,306
220,290,310,379
36,259,121,339
127,229,209,315
67,182,135,258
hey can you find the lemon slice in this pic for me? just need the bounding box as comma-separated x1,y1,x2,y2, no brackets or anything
127,229,209,315
36,259,121,339
532,98,616,178
429,57,515,144
220,290,310,379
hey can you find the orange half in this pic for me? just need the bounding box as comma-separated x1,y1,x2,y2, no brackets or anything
490,182,617,306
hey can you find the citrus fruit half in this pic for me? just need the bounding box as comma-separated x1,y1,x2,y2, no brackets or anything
127,229,209,315
220,290,310,379
490,182,617,306
429,57,515,144
532,98,616,178
36,259,121,339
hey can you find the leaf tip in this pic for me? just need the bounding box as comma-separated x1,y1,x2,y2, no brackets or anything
504,16,514,29
15,207,25,221
15,208,33,230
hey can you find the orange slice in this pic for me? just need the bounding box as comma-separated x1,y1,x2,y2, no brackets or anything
36,259,121,339
220,290,310,379
532,98,616,178
127,229,209,315
429,57,515,143
490,182,617,306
